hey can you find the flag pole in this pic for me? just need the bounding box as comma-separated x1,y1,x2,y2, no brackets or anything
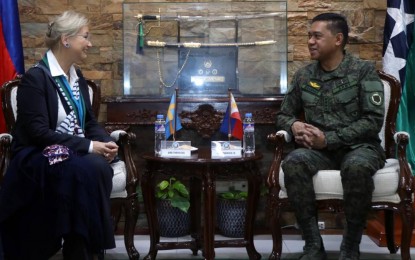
227,88,231,141
173,88,178,141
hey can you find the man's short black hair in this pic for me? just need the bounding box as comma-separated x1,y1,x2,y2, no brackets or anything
312,13,349,48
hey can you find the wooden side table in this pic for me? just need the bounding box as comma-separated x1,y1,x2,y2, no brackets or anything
141,147,263,260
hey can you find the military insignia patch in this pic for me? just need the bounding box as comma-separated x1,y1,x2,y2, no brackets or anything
370,93,382,106
309,81,320,89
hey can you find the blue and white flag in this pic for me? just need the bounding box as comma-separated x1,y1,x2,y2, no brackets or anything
383,0,415,171
382,0,414,85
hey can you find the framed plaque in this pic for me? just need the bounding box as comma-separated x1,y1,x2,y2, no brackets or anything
178,47,238,95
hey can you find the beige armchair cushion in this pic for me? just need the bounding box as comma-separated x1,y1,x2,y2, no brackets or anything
278,158,401,203
110,160,128,198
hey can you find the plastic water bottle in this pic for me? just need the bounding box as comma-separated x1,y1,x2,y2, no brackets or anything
154,114,166,156
243,113,255,154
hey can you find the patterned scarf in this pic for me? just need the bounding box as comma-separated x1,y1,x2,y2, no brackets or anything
41,56,86,137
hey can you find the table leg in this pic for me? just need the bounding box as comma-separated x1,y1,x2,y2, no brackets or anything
142,165,159,260
190,176,202,255
245,162,262,260
202,165,216,260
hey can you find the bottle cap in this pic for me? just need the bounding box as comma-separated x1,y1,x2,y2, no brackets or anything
157,114,164,119
245,113,252,118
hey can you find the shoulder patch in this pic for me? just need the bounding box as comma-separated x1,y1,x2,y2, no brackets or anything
370,92,383,106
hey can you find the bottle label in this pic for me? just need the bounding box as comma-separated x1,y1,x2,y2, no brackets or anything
155,124,166,133
243,123,254,132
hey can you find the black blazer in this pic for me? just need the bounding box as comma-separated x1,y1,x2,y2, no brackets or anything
11,60,113,155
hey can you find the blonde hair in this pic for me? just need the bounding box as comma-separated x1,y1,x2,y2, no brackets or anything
45,10,89,49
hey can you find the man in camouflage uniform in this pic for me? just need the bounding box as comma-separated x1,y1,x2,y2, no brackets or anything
276,13,385,260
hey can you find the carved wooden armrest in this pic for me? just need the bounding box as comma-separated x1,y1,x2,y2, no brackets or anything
110,130,139,196
0,134,13,180
0,134,13,175
266,130,290,190
393,131,414,200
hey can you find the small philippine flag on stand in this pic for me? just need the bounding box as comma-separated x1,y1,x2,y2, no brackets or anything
220,93,243,140
165,92,182,139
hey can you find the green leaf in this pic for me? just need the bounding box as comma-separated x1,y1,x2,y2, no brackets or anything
238,191,248,199
220,190,248,200
158,180,169,190
173,182,189,197
167,190,174,198
220,192,235,200
170,196,190,213
156,190,167,199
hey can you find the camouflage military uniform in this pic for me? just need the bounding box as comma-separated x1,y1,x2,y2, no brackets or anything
276,53,385,259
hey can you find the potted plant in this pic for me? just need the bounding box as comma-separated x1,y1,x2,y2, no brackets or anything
155,177,190,237
217,186,269,238
216,190,248,238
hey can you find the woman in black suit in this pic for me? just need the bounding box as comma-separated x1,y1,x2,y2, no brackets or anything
0,11,117,260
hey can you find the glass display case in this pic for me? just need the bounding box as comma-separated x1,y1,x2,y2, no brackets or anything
123,1,287,97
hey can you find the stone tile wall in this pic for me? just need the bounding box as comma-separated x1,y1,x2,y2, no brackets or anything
18,0,386,119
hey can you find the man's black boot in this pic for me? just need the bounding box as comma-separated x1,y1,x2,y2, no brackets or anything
338,221,364,260
298,217,327,260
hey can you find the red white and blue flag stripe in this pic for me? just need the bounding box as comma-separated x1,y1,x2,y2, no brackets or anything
1,0,24,132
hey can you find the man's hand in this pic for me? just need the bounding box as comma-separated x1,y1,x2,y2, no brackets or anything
291,122,327,149
92,141,119,162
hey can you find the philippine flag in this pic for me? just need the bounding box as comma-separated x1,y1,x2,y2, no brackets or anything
220,93,243,140
1,0,25,132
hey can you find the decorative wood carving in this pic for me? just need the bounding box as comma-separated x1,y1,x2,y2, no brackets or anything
252,107,278,124
104,96,283,127
105,124,130,133
180,104,225,139
126,109,158,124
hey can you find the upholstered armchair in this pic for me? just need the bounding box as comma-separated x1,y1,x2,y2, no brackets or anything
0,78,140,260
266,70,414,260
